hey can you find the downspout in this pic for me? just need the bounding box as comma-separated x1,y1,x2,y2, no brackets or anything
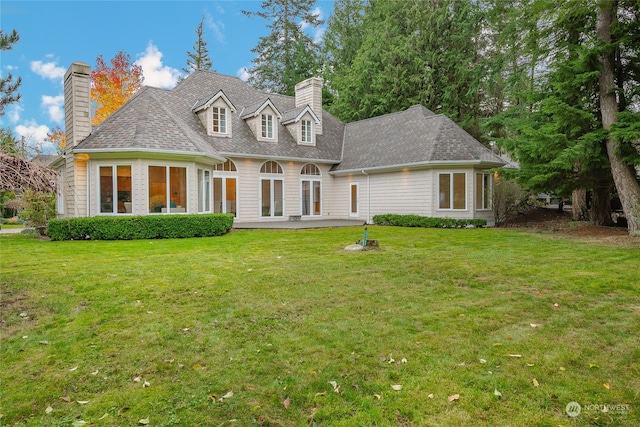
361,170,370,224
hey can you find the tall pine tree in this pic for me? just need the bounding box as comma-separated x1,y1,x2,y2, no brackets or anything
182,16,214,77
243,0,322,95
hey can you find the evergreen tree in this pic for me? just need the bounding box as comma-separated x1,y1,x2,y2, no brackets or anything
182,16,214,78
0,29,21,116
243,0,323,95
324,0,487,140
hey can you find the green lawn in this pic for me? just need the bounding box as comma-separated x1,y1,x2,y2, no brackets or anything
1,227,638,426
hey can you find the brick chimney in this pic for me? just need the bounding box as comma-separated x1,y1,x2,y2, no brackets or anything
64,62,91,147
294,77,323,134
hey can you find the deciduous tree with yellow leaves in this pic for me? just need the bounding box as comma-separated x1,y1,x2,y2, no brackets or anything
91,50,143,126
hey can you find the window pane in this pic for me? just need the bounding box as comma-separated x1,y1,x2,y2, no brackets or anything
439,174,451,209
476,173,483,209
170,167,187,211
351,184,358,214
117,166,132,213
274,179,283,216
261,180,270,217
302,180,310,215
100,166,114,213
483,174,491,209
213,177,223,213
149,166,167,212
313,181,321,215
453,173,466,209
226,177,237,217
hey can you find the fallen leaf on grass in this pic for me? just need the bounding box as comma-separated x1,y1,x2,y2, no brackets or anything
91,370,99,375
492,343,502,347
133,377,141,383
374,394,381,400
45,406,53,414
603,383,610,390
98,413,109,420
448,394,460,402
329,381,338,391
559,366,566,371
428,393,434,399
72,421,87,427
221,391,234,400
401,357,408,364
391,384,402,391
283,397,291,409
68,366,78,371
60,396,71,403
533,378,539,387
507,354,522,358
39,341,49,345
139,418,150,425
479,358,487,364
77,400,89,405
494,389,502,398
142,381,150,388
315,391,327,397
589,363,599,369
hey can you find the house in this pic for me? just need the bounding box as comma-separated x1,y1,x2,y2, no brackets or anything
52,62,505,226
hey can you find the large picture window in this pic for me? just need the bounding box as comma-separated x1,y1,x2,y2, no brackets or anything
476,173,492,210
99,165,132,214
148,166,187,213
439,172,466,210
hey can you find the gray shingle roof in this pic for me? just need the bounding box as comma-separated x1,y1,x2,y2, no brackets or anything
331,105,505,172
74,71,503,170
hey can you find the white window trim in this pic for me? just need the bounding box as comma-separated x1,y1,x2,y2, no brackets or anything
212,106,228,135
97,163,133,215
476,172,492,211
147,164,189,214
261,113,275,140
438,172,467,211
300,119,314,145
212,170,239,218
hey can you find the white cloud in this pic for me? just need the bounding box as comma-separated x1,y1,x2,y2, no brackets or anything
15,120,54,153
6,104,23,124
237,67,251,82
42,95,65,123
30,60,65,81
204,12,225,44
135,42,182,89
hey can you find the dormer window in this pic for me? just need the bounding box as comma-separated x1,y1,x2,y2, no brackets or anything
301,119,313,144
192,90,236,138
261,114,274,139
213,107,227,134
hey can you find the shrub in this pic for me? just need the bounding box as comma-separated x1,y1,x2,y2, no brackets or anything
372,214,486,228
47,213,234,241
17,189,55,227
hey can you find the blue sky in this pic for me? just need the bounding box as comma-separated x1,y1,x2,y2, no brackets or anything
1,0,333,154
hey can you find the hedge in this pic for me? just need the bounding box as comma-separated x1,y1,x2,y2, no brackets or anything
372,214,486,228
46,213,234,241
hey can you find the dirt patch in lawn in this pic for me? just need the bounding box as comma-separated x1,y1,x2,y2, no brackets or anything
501,207,638,247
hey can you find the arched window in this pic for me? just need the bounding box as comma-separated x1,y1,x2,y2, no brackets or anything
214,159,237,172
300,163,321,176
260,160,283,174
260,161,284,217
